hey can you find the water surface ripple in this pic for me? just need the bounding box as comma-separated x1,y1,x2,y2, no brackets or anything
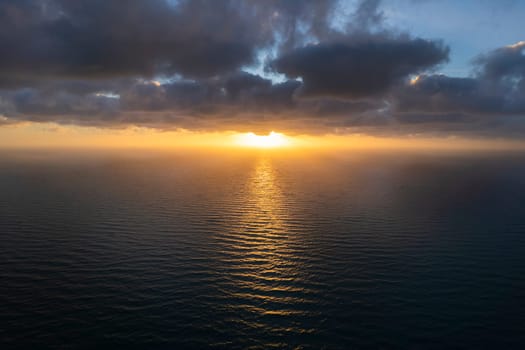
1,151,525,349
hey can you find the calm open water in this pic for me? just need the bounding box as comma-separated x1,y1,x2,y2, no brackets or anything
1,150,525,349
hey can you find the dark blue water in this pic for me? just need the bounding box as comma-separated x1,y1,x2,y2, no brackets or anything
1,150,525,349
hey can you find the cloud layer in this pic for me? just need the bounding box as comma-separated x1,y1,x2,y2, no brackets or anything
0,0,524,137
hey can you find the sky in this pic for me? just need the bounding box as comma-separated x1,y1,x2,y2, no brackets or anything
0,0,525,148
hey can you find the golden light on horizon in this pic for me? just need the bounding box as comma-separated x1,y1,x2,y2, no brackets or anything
1,122,525,152
234,131,291,148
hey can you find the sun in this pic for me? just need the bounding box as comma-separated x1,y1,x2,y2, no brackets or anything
235,131,290,148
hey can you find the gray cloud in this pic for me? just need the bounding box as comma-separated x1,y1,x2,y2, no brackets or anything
271,35,449,98
0,0,274,83
475,41,525,83
0,0,524,138
396,42,525,117
350,0,383,31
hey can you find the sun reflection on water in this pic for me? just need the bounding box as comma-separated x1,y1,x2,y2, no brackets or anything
215,157,312,327
248,157,285,225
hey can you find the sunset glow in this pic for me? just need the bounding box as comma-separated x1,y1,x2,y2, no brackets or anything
234,132,291,148
2,1,525,348
2,123,525,152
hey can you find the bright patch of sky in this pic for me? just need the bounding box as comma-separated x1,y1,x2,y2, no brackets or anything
380,0,525,77
94,92,120,99
242,35,291,84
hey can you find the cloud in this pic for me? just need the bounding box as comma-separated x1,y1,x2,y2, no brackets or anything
475,41,525,83
396,75,503,115
396,42,525,117
0,0,288,84
0,0,344,85
350,0,384,31
0,0,524,138
271,35,449,98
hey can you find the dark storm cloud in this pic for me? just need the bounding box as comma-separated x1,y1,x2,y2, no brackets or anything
4,87,119,120
271,36,449,98
396,42,525,118
475,41,525,83
249,0,337,51
388,42,525,137
0,0,345,85
0,0,524,138
396,75,504,115
119,73,301,113
2,72,303,129
0,0,277,83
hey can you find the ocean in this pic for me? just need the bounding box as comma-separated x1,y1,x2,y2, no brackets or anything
1,149,525,349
